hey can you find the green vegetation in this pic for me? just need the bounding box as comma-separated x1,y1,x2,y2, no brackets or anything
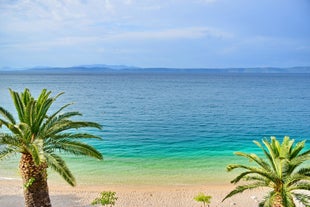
223,136,310,207
194,192,212,207
0,88,103,207
23,177,35,189
91,191,118,206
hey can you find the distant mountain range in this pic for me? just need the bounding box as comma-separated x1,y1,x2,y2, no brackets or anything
1,64,310,74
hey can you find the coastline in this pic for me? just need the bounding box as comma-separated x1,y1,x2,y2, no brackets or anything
0,157,237,185
0,160,264,206
0,178,266,207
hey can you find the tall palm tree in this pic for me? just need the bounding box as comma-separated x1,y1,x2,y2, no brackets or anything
0,88,103,207
223,136,310,207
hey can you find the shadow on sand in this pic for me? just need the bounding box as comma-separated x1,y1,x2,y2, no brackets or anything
0,194,91,207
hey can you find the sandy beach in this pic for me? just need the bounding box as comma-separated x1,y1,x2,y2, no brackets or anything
0,178,266,207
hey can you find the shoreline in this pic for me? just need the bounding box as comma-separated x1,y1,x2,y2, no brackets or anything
0,179,266,207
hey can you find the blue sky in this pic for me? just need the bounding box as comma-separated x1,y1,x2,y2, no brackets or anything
0,0,309,69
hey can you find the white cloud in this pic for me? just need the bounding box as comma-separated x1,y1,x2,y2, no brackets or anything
104,27,233,41
195,0,218,4
0,0,116,33
0,0,223,39
124,0,133,5
0,27,232,53
0,36,100,52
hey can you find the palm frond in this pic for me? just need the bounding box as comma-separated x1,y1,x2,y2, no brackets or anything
244,174,269,182
0,118,24,137
282,136,294,152
35,97,54,128
0,147,16,160
227,164,276,184
296,167,310,176
21,88,32,104
23,99,35,128
288,182,310,191
0,106,16,124
290,154,310,167
42,112,83,135
290,140,305,159
50,111,82,122
234,151,271,171
299,148,310,157
43,120,77,136
52,91,65,101
41,112,79,135
222,182,266,201
37,89,50,104
231,170,276,185
260,139,279,174
260,191,274,207
27,139,45,166
46,103,73,123
9,88,26,122
254,140,276,171
281,190,295,207
286,173,310,188
45,153,76,186
0,133,22,150
51,133,102,140
70,121,102,130
44,120,102,138
54,140,103,160
293,192,310,207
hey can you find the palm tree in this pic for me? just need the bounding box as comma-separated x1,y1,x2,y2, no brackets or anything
0,88,103,207
223,136,310,207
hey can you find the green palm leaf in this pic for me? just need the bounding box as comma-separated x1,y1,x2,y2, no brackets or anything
223,182,267,201
293,193,310,206
223,136,310,207
45,153,76,186
51,133,102,140
296,167,310,176
288,182,310,191
0,147,16,160
0,107,16,124
0,88,103,187
9,88,26,122
234,151,271,170
0,133,22,149
54,140,103,159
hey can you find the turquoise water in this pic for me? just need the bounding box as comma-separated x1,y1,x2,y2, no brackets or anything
0,73,310,185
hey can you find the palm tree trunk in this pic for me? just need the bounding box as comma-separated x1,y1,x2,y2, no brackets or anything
19,153,52,207
272,194,283,207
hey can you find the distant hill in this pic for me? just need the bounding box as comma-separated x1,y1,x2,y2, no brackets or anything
1,65,310,74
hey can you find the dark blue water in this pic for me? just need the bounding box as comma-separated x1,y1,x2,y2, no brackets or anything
1,73,309,184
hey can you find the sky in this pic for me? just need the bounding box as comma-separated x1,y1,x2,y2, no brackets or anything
0,0,310,69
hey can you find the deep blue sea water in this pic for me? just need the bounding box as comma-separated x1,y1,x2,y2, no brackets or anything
0,73,310,185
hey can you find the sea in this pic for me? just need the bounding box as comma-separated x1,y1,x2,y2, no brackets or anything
0,72,310,185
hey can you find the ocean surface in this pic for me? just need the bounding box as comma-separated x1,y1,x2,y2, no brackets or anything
0,72,310,185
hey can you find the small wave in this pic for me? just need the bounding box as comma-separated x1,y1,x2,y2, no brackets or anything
0,177,18,180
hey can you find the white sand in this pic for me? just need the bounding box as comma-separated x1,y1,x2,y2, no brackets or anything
0,178,267,207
